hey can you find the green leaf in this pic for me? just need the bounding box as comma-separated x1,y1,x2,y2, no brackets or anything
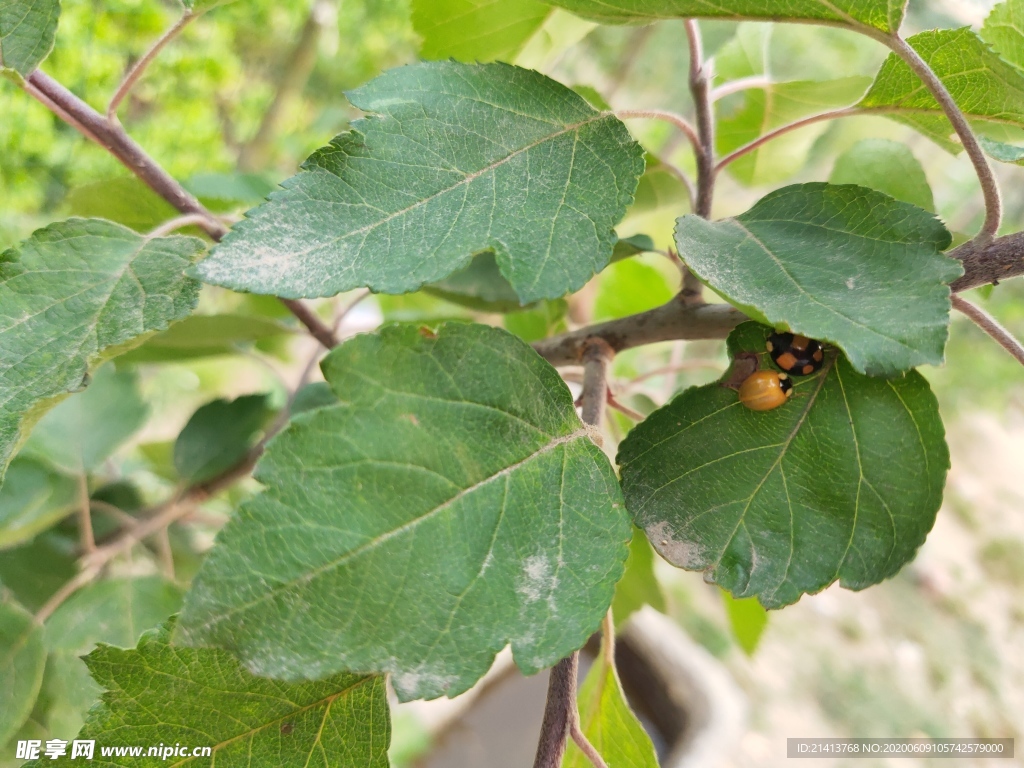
982,0,1024,72
423,252,531,312
195,61,645,305
0,219,204,481
593,255,675,322
39,577,184,742
0,0,59,75
184,172,277,212
412,0,551,63
829,139,935,211
116,314,293,364
290,382,338,415
43,577,184,654
178,322,630,701
611,528,666,628
721,591,768,655
0,458,76,550
617,322,949,609
425,234,655,313
562,635,658,768
0,591,45,746
674,183,961,377
25,620,390,768
503,298,568,342
544,0,906,32
174,394,272,485
718,77,871,186
0,533,76,613
978,134,1024,165
859,28,1024,151
22,366,148,475
64,178,179,234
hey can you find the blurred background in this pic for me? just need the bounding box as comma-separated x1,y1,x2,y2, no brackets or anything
1,0,1022,765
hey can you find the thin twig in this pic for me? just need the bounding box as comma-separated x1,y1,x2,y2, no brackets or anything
34,566,101,623
710,75,772,101
77,474,95,554
952,295,1024,367
884,35,1001,247
87,499,138,527
627,360,722,388
155,527,176,580
685,20,715,219
147,213,215,239
108,12,197,121
715,107,860,174
606,393,645,423
280,298,339,349
654,158,696,214
615,109,702,155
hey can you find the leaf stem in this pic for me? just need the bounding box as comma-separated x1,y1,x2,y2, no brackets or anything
147,213,217,239
107,12,197,122
615,109,702,155
20,70,340,350
685,20,716,219
714,107,860,174
951,295,1024,367
883,34,1001,247
709,75,772,101
77,473,95,554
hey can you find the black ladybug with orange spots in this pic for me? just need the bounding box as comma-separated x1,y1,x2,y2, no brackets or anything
766,332,824,376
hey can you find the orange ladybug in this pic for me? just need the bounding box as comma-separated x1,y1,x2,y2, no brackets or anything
738,370,793,411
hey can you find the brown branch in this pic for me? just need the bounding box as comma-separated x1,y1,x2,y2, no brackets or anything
685,20,715,218
952,295,1024,367
22,70,340,350
533,654,579,768
534,300,744,366
949,231,1024,292
25,70,225,238
77,474,95,554
580,338,613,426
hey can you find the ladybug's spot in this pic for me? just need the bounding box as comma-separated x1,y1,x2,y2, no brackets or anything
791,334,811,351
776,352,798,371
802,364,815,375
813,349,824,361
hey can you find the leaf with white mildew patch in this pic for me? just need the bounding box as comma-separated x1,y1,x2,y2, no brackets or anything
177,322,631,701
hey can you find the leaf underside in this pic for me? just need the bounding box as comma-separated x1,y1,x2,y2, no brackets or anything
178,322,631,701
675,182,961,377
617,322,949,609
544,0,905,32
195,61,645,305
0,0,60,75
